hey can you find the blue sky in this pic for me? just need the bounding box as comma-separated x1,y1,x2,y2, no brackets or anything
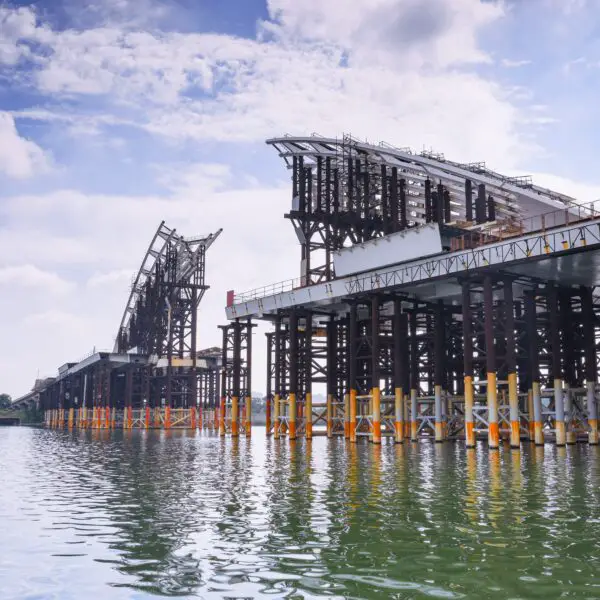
1,0,600,397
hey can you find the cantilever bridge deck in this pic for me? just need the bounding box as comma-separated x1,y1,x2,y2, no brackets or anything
228,210,600,320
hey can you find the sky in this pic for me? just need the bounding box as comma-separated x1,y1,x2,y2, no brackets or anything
2,0,600,398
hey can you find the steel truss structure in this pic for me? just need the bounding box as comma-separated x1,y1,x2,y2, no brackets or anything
37,222,223,430
222,134,600,448
218,320,253,437
268,134,574,286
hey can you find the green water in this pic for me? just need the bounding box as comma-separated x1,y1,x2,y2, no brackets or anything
2,427,600,599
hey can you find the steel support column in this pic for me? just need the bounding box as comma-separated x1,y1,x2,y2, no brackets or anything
273,318,282,439
124,367,133,429
504,279,520,449
462,281,475,448
582,287,598,444
549,286,565,446
560,291,576,444
349,303,358,443
326,319,336,438
434,301,445,443
219,326,227,436
289,310,299,440
371,296,381,444
525,290,543,445
231,321,241,437
484,276,499,449
410,309,419,442
245,319,253,438
305,313,313,440
393,299,405,443
266,332,273,436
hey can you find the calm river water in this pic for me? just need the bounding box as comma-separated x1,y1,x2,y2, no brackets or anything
2,427,600,599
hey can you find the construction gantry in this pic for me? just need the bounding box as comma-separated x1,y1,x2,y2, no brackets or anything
222,133,600,448
38,221,223,430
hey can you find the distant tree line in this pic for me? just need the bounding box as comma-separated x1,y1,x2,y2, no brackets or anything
0,394,11,409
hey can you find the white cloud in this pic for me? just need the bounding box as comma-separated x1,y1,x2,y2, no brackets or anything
501,58,532,67
265,0,503,68
156,162,232,195
0,265,73,294
21,310,102,371
529,172,600,203
526,115,559,125
86,269,134,289
0,112,50,178
11,108,133,139
0,2,530,169
563,56,589,74
64,0,171,29
34,29,217,103
0,177,294,396
0,6,39,65
2,0,585,398
545,0,588,14
146,65,525,168
23,309,87,329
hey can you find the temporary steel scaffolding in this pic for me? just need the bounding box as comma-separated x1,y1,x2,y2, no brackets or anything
267,134,574,286
224,133,600,449
218,320,253,437
38,221,223,430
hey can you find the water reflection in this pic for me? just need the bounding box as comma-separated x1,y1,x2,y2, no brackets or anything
3,429,600,599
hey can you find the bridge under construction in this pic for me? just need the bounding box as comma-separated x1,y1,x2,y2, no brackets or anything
221,134,600,449
18,222,223,430
15,133,600,449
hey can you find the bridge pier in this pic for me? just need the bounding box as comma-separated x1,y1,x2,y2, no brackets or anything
549,285,566,446
254,277,600,450
41,353,221,431
434,301,445,443
393,298,408,444
462,281,475,448
583,288,599,444
218,319,253,437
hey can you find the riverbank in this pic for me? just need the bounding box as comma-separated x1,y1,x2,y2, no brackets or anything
0,409,43,426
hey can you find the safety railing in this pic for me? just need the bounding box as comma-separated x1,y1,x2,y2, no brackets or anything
450,201,600,252
234,276,303,304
